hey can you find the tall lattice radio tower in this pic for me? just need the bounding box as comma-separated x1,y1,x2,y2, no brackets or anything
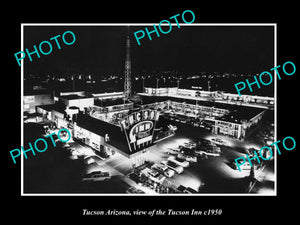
124,26,132,100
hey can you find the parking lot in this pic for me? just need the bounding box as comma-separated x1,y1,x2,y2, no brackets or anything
75,127,273,194
23,119,274,194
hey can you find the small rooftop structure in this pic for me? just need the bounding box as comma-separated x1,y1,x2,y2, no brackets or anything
94,98,132,107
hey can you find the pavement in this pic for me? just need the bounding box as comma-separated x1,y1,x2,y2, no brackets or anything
66,129,274,194
24,118,274,194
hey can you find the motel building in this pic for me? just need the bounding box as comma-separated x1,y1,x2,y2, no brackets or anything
33,91,174,167
39,93,264,141
73,109,162,167
143,87,274,109
32,88,267,165
32,88,267,145
87,98,134,125
137,93,266,140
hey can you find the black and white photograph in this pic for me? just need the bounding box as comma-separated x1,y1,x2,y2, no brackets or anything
22,24,275,195
4,5,298,224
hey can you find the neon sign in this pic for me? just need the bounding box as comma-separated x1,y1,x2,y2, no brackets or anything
119,109,159,153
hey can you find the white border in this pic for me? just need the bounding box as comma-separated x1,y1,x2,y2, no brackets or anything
21,23,277,196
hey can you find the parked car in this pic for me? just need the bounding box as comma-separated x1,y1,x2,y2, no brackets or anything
170,147,181,153
177,153,197,162
126,186,145,194
151,163,175,178
66,148,80,159
168,155,189,168
211,138,225,146
196,150,220,157
178,145,185,150
147,169,166,184
161,160,184,174
128,172,144,185
68,148,78,155
166,151,178,156
231,159,251,170
83,156,95,165
194,151,208,159
82,171,110,182
164,168,176,178
183,144,194,149
180,148,195,156
177,185,187,193
177,185,198,194
185,187,198,194
201,139,211,145
95,150,110,159
184,142,197,148
167,124,177,131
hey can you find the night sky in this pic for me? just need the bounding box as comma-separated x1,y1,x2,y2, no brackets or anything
24,25,274,76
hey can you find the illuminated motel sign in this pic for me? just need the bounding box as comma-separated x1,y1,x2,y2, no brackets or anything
119,109,160,152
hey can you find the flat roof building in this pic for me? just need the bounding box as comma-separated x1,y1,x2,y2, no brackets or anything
24,90,54,113
74,109,163,166
143,87,274,109
74,114,131,157
58,95,94,111
138,95,266,140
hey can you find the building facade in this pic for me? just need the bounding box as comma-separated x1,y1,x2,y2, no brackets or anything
24,93,54,113
73,109,161,167
59,95,94,111
143,87,274,108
